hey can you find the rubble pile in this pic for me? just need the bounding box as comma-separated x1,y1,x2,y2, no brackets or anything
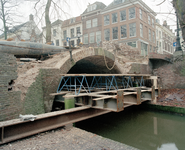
13,52,67,101
157,89,185,108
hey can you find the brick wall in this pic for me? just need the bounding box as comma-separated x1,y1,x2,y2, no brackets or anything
0,52,22,121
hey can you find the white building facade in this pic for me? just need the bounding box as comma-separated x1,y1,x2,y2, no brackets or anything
156,19,175,54
42,19,63,46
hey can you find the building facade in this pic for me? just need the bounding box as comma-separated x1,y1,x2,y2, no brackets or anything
0,14,41,42
101,0,157,56
156,20,175,54
42,19,63,46
81,2,106,47
61,16,82,47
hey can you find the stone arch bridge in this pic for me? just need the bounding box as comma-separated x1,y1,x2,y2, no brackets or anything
0,41,172,122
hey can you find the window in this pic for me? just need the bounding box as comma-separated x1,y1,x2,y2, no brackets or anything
90,33,95,43
156,29,158,37
71,28,74,38
112,13,118,23
152,19,154,27
112,27,118,39
149,29,151,41
121,25,127,38
141,42,148,56
92,18,98,27
56,39,59,46
87,4,97,12
140,24,143,37
104,29,110,41
153,31,155,43
148,16,151,25
63,30,67,40
159,31,161,39
153,46,155,52
128,41,137,47
120,10,126,21
139,9,142,20
150,45,152,52
96,31,101,43
129,23,136,37
53,29,56,37
129,7,135,19
71,40,74,47
86,20,91,28
70,18,76,24
84,34,88,44
76,27,80,36
104,15,110,26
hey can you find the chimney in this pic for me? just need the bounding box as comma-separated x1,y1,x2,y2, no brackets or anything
163,20,167,27
29,14,34,21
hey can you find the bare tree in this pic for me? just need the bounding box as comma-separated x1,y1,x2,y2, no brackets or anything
173,0,185,42
0,0,20,40
34,0,83,43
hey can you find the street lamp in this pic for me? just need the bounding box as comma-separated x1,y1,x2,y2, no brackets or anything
175,11,182,52
77,31,81,46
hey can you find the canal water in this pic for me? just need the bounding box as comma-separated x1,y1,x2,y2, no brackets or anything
76,104,185,150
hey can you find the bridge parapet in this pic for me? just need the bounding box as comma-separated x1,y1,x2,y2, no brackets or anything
149,52,173,62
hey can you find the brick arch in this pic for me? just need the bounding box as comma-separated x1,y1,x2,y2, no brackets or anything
55,47,117,74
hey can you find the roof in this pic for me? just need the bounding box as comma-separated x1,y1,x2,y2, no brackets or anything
0,22,28,38
102,0,157,16
42,19,63,29
62,16,82,28
82,1,106,15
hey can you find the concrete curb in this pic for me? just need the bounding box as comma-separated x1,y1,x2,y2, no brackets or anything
143,103,185,114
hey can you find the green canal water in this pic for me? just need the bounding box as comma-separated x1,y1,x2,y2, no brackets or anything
76,105,185,150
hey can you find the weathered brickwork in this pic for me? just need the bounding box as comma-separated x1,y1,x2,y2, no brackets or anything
128,63,152,74
0,52,22,121
24,70,45,115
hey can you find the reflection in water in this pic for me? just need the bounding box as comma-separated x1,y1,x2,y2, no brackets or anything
158,143,178,150
76,105,185,150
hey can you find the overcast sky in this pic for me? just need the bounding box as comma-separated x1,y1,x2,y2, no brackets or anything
1,0,176,32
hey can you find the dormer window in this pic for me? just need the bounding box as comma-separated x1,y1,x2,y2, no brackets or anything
87,4,97,12
114,0,125,4
70,18,76,24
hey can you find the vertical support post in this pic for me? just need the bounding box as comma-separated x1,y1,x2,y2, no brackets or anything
64,94,75,129
137,88,141,105
117,90,124,112
158,85,161,97
0,127,4,143
152,86,156,103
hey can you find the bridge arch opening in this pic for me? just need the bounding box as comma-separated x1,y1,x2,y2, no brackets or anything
67,55,121,74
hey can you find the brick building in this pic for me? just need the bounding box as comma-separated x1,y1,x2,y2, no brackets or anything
101,0,157,56
156,19,175,54
81,2,106,47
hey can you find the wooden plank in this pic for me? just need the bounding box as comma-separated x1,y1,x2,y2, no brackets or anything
93,96,117,101
50,91,71,96
124,92,137,95
60,74,151,77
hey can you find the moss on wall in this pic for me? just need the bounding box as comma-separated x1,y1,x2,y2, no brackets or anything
24,70,45,115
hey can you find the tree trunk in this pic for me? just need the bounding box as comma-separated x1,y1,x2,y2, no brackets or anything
45,0,52,43
1,0,7,40
173,0,185,42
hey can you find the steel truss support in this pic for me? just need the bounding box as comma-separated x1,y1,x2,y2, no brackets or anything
57,75,146,95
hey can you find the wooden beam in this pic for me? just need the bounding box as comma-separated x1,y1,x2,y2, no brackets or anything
93,96,117,101
60,74,151,77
